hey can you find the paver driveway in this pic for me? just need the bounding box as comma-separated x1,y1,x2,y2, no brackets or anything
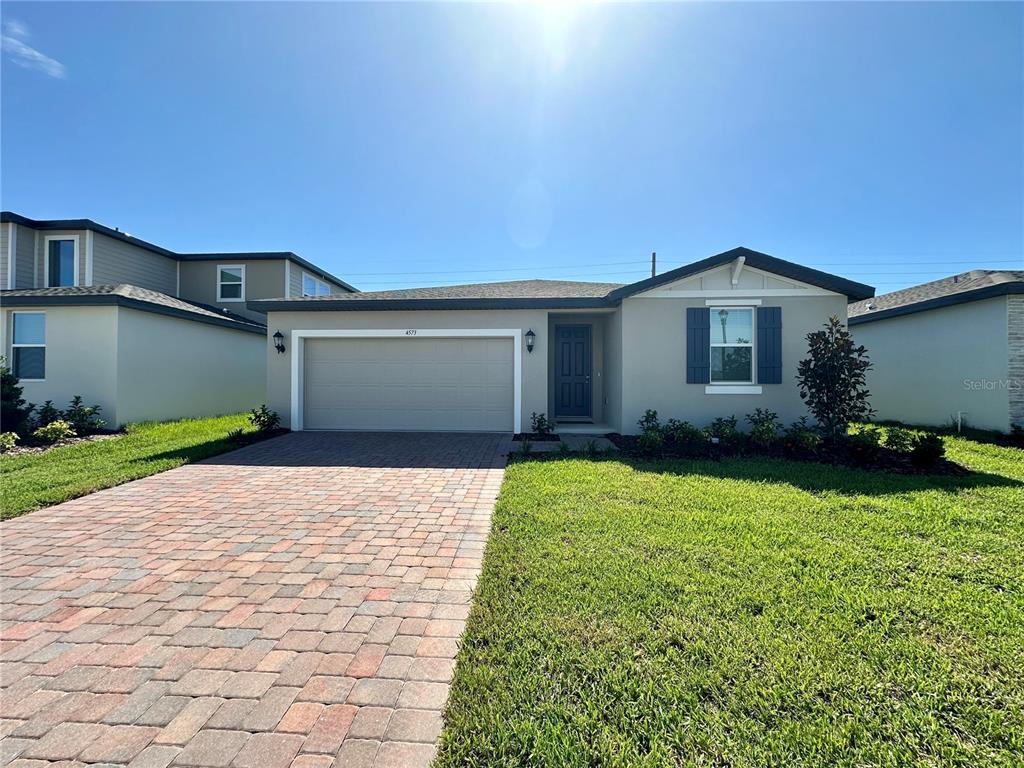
0,431,510,767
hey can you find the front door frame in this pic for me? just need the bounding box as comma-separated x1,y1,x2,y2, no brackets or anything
553,323,593,421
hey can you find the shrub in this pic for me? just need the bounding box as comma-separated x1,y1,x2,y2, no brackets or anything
664,419,707,454
637,429,665,456
637,409,661,433
517,440,533,456
227,427,247,443
249,404,281,432
796,316,874,439
63,396,106,434
556,441,573,456
530,412,553,436
847,425,882,463
884,426,915,453
911,433,946,468
705,415,742,449
0,431,18,453
746,408,781,449
782,417,822,457
33,419,76,444
35,400,62,428
1,357,34,436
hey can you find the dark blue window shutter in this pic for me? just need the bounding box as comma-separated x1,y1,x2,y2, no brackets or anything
757,306,782,384
686,307,711,384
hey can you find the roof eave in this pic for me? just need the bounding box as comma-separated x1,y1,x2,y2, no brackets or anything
2,293,266,335
849,282,1024,326
248,296,614,312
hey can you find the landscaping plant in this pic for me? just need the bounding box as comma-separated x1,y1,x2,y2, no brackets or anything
883,425,916,453
910,432,946,468
249,404,281,432
1,357,34,436
704,415,743,449
529,412,553,436
33,420,76,445
781,417,822,458
847,424,882,463
63,395,106,434
796,315,874,440
745,408,781,448
34,400,62,428
0,431,18,453
664,419,707,455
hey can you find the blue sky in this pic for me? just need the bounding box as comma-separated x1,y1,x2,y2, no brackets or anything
2,1,1021,293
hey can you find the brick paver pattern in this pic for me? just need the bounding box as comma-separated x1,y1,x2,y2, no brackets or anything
0,431,509,767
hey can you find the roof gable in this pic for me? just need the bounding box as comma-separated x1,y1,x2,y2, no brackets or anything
607,247,874,302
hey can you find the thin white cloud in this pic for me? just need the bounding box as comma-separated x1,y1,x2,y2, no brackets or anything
2,19,66,79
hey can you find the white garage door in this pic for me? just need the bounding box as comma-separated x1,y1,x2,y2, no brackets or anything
303,337,514,431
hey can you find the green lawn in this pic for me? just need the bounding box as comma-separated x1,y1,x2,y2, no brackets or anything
437,435,1024,767
1,413,256,519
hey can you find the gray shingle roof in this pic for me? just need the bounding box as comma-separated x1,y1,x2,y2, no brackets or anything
283,279,625,302
1,284,266,333
849,270,1024,323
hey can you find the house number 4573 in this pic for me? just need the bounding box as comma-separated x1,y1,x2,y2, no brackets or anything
405,329,417,335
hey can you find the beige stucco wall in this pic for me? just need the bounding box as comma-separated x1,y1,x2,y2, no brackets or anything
1,305,121,425
618,294,849,432
179,260,286,322
851,297,1011,432
265,309,550,430
2,305,265,429
115,308,266,425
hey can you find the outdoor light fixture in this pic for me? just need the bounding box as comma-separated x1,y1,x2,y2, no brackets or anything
525,329,536,353
273,330,286,354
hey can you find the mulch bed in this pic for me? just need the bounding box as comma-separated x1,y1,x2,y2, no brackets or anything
605,434,970,476
512,433,561,442
3,432,122,457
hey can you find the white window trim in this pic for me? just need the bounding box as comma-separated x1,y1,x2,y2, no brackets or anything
217,264,246,302
11,311,46,382
302,272,330,297
706,385,763,395
709,305,755,386
43,235,80,288
289,328,523,433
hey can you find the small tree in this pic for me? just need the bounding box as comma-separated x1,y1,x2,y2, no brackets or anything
1,357,34,436
796,316,874,439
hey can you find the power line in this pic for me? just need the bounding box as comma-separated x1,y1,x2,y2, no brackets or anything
342,257,1022,278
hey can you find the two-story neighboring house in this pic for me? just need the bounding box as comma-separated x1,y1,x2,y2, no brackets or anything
0,212,355,428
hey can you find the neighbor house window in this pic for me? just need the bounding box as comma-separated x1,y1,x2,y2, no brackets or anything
302,273,331,297
11,312,45,380
45,237,77,287
217,265,245,301
710,307,753,383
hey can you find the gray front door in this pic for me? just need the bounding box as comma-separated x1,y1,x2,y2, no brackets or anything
554,325,592,420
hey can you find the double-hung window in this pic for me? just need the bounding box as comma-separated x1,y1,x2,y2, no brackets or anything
217,265,245,301
11,312,46,380
710,307,754,383
45,237,78,287
302,273,331,297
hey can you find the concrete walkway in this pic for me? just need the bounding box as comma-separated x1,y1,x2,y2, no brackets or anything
0,432,509,767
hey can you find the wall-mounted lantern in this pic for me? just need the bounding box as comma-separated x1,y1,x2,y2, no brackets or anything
525,329,536,354
273,330,286,355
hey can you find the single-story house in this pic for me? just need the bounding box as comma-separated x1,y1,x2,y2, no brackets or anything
250,248,874,434
1,212,354,428
850,270,1024,433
